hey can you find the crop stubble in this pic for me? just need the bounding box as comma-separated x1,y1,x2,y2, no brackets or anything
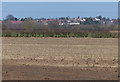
2,37,118,80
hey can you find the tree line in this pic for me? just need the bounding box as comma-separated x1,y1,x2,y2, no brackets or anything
1,14,119,38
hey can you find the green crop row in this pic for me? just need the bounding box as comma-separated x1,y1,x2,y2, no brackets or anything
1,32,118,38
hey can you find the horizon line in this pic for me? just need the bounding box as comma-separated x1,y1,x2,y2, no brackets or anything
1,15,118,20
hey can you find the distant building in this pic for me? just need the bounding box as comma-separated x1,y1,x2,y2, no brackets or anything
93,18,100,21
80,18,86,22
59,23,64,25
69,22,80,25
10,21,22,24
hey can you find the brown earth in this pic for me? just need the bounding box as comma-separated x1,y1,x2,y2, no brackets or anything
2,37,118,80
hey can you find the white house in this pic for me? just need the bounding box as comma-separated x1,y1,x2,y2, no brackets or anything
69,22,80,25
80,18,86,22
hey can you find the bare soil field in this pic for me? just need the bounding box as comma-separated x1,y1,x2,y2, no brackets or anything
2,37,118,80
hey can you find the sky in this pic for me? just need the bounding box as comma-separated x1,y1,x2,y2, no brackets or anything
2,0,119,2
1,2,118,19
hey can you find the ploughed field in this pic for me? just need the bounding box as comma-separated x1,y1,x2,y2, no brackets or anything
2,37,118,80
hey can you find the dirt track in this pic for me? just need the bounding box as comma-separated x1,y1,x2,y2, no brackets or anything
2,37,118,80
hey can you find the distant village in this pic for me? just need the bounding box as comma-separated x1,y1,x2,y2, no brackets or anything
0,15,118,26
1,15,118,38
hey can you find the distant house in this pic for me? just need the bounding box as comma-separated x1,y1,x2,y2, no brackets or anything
93,18,100,21
80,18,86,22
10,21,22,24
40,20,48,23
59,23,64,25
69,22,80,25
39,19,56,25
111,19,118,24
